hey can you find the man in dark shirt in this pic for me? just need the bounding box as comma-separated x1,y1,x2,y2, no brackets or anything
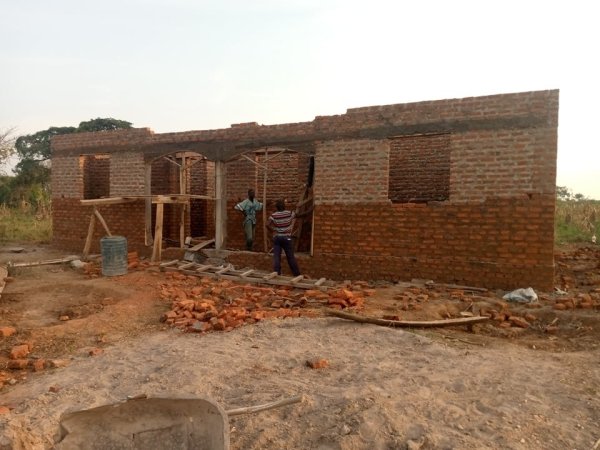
266,199,301,276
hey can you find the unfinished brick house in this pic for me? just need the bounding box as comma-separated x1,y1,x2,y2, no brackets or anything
51,90,559,290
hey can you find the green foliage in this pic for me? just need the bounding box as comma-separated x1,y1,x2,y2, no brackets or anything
555,199,600,244
15,126,76,164
77,118,132,132
0,204,52,243
9,117,133,201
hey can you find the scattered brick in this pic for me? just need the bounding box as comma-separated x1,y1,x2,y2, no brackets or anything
0,326,16,337
306,358,329,369
9,344,30,360
7,360,28,370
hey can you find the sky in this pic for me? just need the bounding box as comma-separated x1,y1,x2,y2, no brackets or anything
1,0,598,198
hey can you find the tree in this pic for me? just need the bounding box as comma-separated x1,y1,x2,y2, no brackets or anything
13,117,132,187
77,118,132,132
0,127,16,171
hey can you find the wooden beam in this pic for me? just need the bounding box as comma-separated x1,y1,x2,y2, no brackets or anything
144,164,153,246
240,269,254,277
263,272,278,280
82,213,96,259
214,161,226,251
262,148,268,253
80,197,136,206
93,207,112,236
290,275,304,284
151,202,164,262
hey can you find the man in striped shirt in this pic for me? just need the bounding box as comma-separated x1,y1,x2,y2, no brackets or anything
266,199,301,276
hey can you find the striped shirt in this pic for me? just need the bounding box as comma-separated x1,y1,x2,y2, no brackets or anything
268,210,296,236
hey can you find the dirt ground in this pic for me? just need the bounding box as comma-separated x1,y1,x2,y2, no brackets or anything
0,243,599,450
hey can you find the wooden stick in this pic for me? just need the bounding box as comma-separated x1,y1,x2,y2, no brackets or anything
82,213,96,259
151,203,164,262
226,395,303,417
10,257,78,268
437,283,488,293
325,309,490,328
263,148,268,253
93,207,112,236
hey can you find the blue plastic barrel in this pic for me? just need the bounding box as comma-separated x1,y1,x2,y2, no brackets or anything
100,236,128,276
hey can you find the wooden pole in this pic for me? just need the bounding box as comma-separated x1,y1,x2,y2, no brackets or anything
93,207,112,236
82,214,96,259
144,164,153,246
214,161,226,251
179,154,186,248
262,148,268,253
151,202,164,262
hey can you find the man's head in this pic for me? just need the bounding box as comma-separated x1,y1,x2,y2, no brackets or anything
248,189,255,200
275,199,285,211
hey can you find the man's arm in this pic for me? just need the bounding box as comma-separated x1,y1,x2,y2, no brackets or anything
266,216,274,233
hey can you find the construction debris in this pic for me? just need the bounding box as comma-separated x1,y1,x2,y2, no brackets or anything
158,272,370,334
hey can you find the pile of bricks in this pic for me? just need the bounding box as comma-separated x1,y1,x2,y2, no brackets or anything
552,291,600,310
0,327,63,383
158,273,370,333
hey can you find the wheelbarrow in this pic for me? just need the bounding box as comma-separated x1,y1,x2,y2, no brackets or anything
55,394,303,450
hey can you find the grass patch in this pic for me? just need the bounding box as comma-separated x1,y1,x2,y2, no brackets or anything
0,204,52,243
555,200,599,244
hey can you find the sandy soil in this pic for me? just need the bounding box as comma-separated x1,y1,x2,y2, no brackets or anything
0,244,599,450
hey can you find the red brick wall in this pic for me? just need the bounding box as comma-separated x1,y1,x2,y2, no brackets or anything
226,151,311,251
230,194,555,289
52,198,148,256
389,134,450,203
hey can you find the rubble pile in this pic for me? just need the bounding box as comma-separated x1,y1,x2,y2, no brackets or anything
158,272,370,333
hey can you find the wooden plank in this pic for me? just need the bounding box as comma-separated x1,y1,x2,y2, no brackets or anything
240,269,255,277
263,272,278,280
80,197,136,206
326,309,490,328
216,266,231,275
187,239,215,252
179,262,196,270
160,260,179,268
196,264,214,273
93,207,112,236
151,203,164,262
152,195,189,204
290,275,304,283
82,213,96,259
314,277,327,286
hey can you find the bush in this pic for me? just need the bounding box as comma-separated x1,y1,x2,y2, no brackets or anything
0,203,52,243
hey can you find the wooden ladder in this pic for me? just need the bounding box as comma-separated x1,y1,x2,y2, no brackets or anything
159,260,334,290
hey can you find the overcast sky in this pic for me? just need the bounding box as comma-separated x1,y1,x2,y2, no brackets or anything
1,0,598,198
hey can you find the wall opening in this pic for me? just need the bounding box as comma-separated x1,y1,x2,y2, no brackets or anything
81,154,110,199
388,134,451,203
